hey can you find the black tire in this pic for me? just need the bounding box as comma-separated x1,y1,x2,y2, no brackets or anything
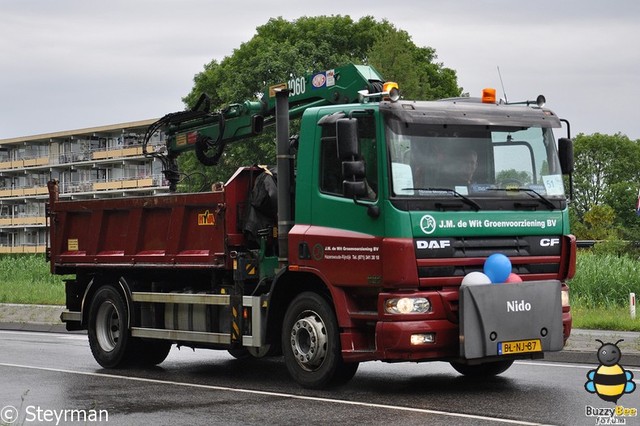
227,345,273,359
227,348,251,360
282,292,359,389
450,360,514,377
88,286,136,368
137,340,172,366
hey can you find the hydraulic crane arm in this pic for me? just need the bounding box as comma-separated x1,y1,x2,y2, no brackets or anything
142,64,385,190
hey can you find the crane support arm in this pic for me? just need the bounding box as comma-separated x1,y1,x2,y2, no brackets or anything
143,64,384,182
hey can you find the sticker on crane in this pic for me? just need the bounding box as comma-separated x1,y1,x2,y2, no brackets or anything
197,210,215,226
187,132,198,145
269,83,288,98
176,134,187,146
312,72,326,88
326,69,335,87
287,76,306,96
311,69,336,89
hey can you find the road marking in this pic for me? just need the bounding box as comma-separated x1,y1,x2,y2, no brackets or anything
0,362,547,426
0,331,87,342
517,360,640,373
0,330,85,340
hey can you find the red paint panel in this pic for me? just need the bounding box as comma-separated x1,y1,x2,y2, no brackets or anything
139,208,172,252
381,238,419,288
375,320,458,360
59,210,90,254
561,234,577,280
299,226,383,287
97,210,129,254
51,186,231,268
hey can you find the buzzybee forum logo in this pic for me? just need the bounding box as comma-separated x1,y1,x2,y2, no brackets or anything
584,339,637,424
585,339,636,403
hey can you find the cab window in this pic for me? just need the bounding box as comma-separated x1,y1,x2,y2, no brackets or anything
319,115,378,199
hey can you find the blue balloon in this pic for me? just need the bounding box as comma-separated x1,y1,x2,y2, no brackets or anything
483,253,512,284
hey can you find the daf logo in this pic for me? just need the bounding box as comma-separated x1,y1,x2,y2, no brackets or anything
417,240,451,249
540,238,560,247
420,214,437,235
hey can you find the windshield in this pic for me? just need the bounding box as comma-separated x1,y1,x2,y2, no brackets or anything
386,120,565,199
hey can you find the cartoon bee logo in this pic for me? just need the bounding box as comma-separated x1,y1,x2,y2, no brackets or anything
585,339,636,403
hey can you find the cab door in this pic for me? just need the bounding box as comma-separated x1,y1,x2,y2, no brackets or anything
302,112,385,287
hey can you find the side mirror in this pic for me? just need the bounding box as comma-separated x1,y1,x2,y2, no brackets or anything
336,118,359,159
337,118,367,198
558,138,574,175
342,160,367,198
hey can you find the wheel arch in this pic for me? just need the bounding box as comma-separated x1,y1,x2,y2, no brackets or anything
81,272,134,329
266,270,341,351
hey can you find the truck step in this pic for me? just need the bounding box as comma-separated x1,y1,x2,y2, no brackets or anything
349,311,378,321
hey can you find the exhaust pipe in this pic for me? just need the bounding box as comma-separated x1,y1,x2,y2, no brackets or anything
275,89,293,267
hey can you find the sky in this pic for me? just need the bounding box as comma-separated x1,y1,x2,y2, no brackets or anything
1,0,638,141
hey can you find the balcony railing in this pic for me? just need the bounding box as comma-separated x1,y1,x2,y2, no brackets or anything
0,174,167,199
0,141,164,170
59,174,167,194
0,245,46,254
0,216,47,226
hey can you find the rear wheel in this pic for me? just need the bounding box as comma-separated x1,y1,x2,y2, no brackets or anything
137,340,172,366
227,345,273,359
88,286,135,368
449,360,514,377
227,348,251,359
282,292,359,389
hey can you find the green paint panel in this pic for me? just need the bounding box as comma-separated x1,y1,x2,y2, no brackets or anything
409,210,566,237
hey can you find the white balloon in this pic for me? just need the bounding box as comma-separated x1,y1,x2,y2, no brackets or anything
461,271,491,286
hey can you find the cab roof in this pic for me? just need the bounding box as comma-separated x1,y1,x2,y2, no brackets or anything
379,99,562,128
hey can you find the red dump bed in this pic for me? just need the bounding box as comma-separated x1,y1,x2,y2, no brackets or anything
48,167,257,272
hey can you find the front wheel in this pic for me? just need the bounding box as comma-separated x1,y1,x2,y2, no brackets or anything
449,360,514,377
282,292,359,389
88,286,136,368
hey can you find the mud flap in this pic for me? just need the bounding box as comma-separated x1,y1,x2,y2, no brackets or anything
459,280,563,359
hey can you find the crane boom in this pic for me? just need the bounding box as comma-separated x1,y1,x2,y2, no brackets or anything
143,64,385,190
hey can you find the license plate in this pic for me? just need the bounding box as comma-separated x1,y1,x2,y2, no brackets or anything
498,339,542,355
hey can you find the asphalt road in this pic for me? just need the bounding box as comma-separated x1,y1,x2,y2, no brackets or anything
1,330,638,426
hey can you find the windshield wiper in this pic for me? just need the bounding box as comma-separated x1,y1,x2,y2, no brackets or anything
487,187,556,210
402,187,481,211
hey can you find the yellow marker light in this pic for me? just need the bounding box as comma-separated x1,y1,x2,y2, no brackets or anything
482,88,497,104
383,82,400,102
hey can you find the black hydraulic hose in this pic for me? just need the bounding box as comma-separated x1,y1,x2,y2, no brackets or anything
194,113,226,166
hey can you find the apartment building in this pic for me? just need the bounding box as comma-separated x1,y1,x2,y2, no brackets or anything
0,119,169,254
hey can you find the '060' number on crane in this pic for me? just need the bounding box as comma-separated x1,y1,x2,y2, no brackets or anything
288,77,306,97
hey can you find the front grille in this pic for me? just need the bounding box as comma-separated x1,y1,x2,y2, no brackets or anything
415,236,561,280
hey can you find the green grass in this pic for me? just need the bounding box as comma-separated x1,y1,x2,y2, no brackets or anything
566,250,640,331
569,251,640,308
570,304,640,332
0,255,66,305
1,253,639,332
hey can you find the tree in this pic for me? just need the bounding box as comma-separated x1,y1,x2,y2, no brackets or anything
572,204,618,240
367,29,459,100
176,16,461,190
570,132,640,240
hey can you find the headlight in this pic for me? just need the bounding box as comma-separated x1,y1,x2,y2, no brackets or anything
385,297,431,314
561,289,570,308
